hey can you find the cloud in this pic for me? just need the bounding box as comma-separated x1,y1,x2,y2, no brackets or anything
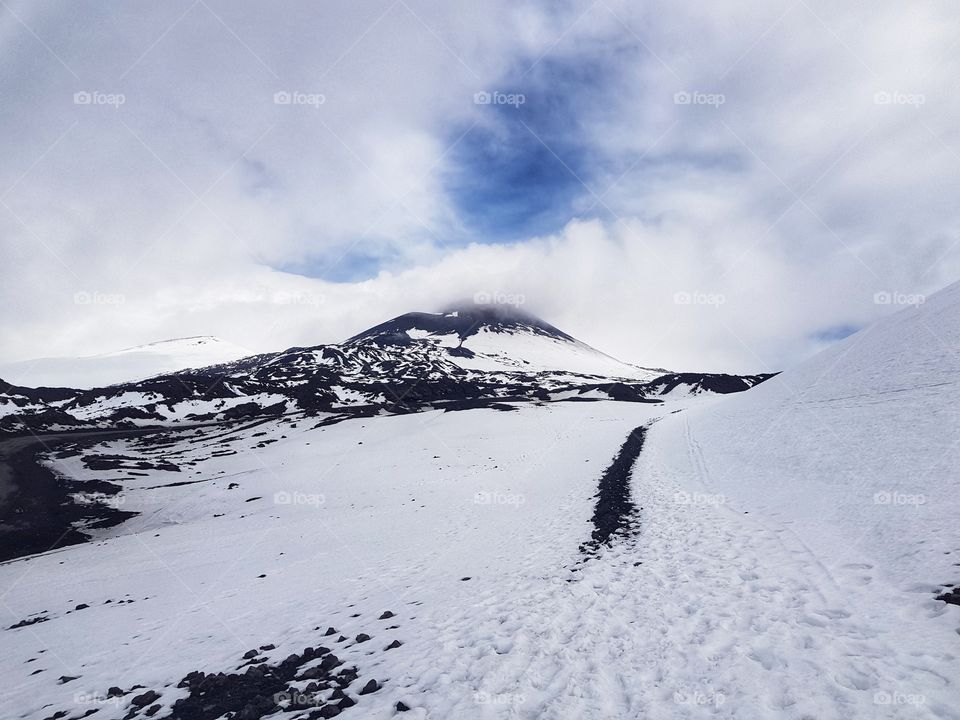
0,0,957,374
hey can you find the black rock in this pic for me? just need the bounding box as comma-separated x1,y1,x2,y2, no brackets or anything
75,603,89,611
396,701,410,712
259,643,275,651
145,704,161,717
242,649,259,659
378,611,395,620
57,675,79,684
131,690,160,707
358,679,380,695
338,695,357,709
385,640,402,650
319,706,341,718
323,627,337,636
319,654,341,671
355,633,371,643
107,687,124,697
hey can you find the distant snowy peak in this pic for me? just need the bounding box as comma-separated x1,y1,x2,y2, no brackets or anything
348,305,662,380
0,336,252,389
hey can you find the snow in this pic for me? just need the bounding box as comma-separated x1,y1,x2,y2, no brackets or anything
0,336,252,389
1,286,958,719
452,327,661,380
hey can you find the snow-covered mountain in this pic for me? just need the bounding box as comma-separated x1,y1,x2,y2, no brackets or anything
2,291,955,720
348,305,663,380
0,305,768,434
0,336,252,390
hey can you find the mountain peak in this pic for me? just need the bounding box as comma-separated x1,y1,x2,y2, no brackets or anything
346,303,573,345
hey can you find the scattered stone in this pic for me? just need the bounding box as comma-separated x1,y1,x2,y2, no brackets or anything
57,675,79,684
355,634,371,643
108,687,124,697
131,690,160,707
396,701,410,712
358,679,380,695
323,627,337,636
460,577,471,581
9,615,49,629
242,649,259,659
336,635,347,643
145,704,161,717
937,585,960,606
259,644,275,651
338,695,357,709
378,611,395,620
75,603,89,611
385,640,402,650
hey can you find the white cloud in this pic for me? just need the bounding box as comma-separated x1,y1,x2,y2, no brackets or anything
0,0,957,374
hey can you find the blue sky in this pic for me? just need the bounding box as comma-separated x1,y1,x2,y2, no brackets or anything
0,0,958,372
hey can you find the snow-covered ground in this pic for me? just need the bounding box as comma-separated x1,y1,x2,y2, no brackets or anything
0,337,252,389
1,286,958,719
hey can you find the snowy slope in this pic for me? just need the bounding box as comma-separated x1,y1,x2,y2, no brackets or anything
658,280,960,590
0,401,670,720
0,337,252,389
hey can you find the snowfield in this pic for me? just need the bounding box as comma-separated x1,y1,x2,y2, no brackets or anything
0,337,252,390
1,288,958,719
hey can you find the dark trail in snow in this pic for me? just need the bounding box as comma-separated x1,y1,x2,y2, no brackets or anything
580,424,646,555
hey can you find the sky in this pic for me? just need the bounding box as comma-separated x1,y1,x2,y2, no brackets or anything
1,0,958,373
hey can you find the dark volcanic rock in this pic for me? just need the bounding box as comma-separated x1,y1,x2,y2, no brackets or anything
580,424,646,556
358,679,380,695
131,690,160,707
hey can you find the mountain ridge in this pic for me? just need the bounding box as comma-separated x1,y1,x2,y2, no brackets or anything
0,305,773,435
